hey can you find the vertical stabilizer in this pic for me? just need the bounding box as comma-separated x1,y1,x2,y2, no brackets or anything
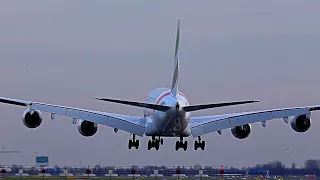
171,18,180,98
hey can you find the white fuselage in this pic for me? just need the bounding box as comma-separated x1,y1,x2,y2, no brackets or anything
144,88,191,137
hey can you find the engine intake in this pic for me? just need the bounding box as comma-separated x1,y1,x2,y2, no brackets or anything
22,109,42,128
291,114,311,132
77,119,98,137
231,124,251,139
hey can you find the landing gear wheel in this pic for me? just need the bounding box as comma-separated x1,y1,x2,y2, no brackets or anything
175,141,179,151
148,137,164,150
155,141,160,150
179,141,183,147
201,141,205,150
148,140,152,150
194,136,205,150
183,141,188,151
128,135,139,149
135,140,140,149
129,140,132,149
175,137,188,151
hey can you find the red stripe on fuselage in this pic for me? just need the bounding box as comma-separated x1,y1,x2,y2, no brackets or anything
178,92,189,104
153,91,171,114
155,91,189,105
152,91,189,114
155,91,172,105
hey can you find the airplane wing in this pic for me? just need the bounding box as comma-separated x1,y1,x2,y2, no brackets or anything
0,97,146,136
190,105,320,137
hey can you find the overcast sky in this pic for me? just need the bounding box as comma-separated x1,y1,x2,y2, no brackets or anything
1,0,320,168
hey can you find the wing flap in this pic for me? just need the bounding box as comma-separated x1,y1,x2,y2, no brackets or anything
32,103,68,115
190,107,310,137
191,118,231,138
106,116,145,136
229,112,273,127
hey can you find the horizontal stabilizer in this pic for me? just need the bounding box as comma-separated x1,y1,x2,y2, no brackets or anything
0,97,30,106
183,100,259,112
95,97,171,112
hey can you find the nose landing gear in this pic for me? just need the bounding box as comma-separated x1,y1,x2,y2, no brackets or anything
148,136,163,150
128,134,139,149
175,137,187,151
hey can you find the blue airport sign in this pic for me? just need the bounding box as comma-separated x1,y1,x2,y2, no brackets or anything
36,156,49,166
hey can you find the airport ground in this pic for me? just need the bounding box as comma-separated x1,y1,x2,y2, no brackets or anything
1,162,318,180
0,177,309,180
0,175,313,180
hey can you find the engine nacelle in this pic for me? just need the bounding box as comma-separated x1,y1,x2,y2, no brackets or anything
77,119,98,137
231,124,251,139
22,109,42,128
291,114,311,132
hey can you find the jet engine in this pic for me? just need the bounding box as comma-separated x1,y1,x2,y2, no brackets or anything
231,124,251,139
77,119,98,137
22,109,42,128
291,114,311,132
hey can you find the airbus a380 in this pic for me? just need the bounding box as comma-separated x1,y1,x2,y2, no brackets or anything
0,19,317,151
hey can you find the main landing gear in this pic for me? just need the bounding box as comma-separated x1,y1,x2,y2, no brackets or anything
194,136,205,150
128,134,139,149
148,136,163,150
175,137,187,151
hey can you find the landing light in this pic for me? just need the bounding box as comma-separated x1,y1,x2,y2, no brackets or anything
176,103,180,111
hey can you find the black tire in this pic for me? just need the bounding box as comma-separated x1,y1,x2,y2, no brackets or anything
148,140,151,150
175,141,179,151
194,141,198,150
135,140,139,149
155,142,160,150
129,140,132,149
179,141,183,148
183,141,187,151
201,141,205,150
160,138,163,145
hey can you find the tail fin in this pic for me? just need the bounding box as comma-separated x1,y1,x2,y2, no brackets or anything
171,18,180,98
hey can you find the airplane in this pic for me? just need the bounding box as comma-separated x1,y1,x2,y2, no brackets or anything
0,19,317,151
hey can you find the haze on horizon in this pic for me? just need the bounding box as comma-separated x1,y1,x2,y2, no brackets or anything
0,1,320,168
